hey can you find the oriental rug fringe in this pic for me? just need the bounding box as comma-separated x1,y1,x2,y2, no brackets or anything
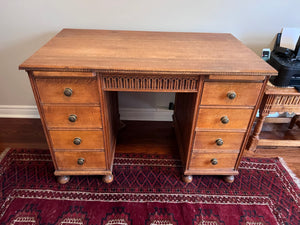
0,148,299,224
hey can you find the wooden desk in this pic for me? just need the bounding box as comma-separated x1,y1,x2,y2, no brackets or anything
19,29,276,184
247,84,300,151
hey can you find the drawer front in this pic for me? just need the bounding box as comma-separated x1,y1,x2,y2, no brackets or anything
201,82,262,106
43,106,102,128
189,153,238,170
49,130,104,150
197,108,253,130
193,131,245,151
36,78,99,104
55,151,106,170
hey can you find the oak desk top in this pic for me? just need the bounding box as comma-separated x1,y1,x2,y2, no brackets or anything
20,29,277,76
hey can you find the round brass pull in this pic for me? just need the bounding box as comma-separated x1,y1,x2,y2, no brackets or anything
216,138,224,146
68,114,77,122
77,158,85,165
64,88,73,97
221,116,229,124
73,137,81,145
227,91,237,100
211,158,218,165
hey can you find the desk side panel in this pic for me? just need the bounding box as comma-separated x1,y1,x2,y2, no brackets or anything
27,72,58,170
173,76,204,171
98,75,119,172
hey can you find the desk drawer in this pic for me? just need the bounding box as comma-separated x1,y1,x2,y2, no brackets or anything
49,130,104,150
36,78,99,104
55,151,106,170
193,131,244,151
189,153,238,170
43,106,102,129
197,108,253,130
201,82,262,106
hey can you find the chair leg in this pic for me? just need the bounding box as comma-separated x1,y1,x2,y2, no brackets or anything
288,115,300,129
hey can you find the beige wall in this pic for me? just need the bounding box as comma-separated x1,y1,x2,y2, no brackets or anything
0,0,299,116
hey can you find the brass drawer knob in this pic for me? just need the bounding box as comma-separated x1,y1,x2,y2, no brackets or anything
73,137,81,145
64,88,73,97
77,158,85,165
68,114,77,122
227,91,237,100
221,116,229,124
216,138,224,146
211,158,218,165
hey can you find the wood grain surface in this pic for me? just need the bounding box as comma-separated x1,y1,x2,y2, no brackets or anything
43,105,102,129
201,82,262,106
49,130,104,150
266,83,300,95
189,153,238,170
19,29,277,76
36,77,99,104
54,151,106,170
193,131,245,152
196,108,253,130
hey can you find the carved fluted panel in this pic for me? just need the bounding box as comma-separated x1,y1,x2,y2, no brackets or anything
270,95,300,113
102,75,199,92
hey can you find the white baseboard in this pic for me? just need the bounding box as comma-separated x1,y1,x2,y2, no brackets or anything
0,105,40,118
119,107,173,121
0,105,173,121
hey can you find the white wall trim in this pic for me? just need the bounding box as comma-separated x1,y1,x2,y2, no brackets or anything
119,107,173,121
0,105,40,118
0,105,173,121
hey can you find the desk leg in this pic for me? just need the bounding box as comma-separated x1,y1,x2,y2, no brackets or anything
247,95,274,152
223,175,234,183
182,175,193,183
248,115,266,151
57,176,70,184
103,174,114,183
247,113,267,151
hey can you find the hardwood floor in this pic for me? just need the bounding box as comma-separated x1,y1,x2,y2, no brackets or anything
244,122,300,177
0,118,299,178
116,121,179,156
0,118,48,150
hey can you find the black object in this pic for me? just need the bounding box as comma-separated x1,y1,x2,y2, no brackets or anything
262,49,270,58
168,102,175,110
269,33,300,89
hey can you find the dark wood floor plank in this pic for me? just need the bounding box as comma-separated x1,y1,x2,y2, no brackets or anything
116,121,179,156
0,118,48,150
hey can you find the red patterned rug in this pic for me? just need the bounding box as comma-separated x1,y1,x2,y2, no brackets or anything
0,148,299,224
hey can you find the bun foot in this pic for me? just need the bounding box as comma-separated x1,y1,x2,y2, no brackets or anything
223,175,234,183
103,174,114,183
182,175,193,183
57,175,70,184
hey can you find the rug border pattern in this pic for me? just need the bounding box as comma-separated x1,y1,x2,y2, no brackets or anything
0,148,299,225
